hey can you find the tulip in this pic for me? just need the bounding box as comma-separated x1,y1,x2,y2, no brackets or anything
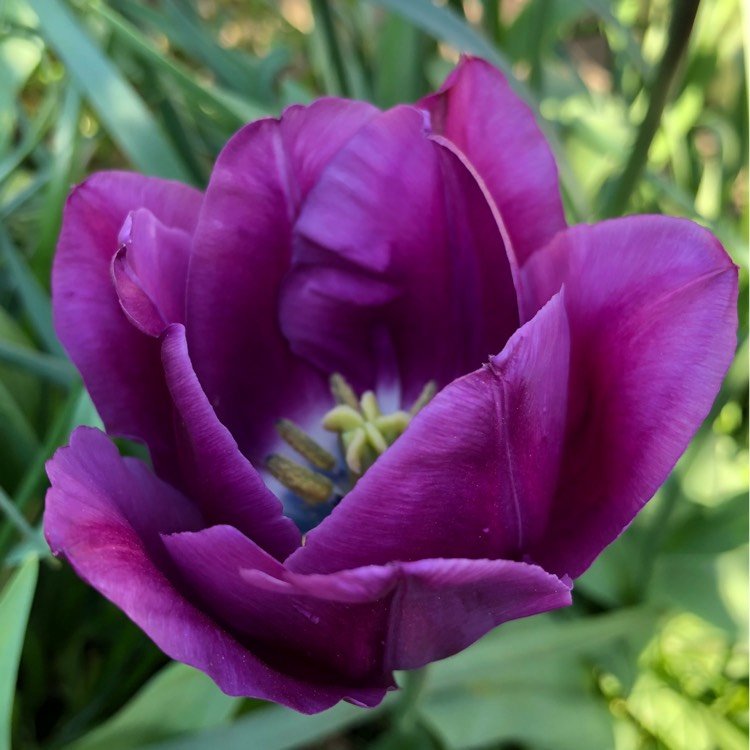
45,57,738,713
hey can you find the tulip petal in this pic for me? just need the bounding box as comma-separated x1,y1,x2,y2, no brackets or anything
244,554,572,672
289,293,570,574
111,208,192,336
53,172,202,481
160,324,301,560
165,525,570,689
187,99,378,461
287,104,518,402
520,216,739,578
419,56,566,265
44,427,384,713
163,525,395,691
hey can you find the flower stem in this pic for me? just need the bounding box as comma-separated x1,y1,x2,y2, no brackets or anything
392,667,429,733
600,0,701,218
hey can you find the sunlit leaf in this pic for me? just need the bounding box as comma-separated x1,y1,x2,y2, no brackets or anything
0,555,38,750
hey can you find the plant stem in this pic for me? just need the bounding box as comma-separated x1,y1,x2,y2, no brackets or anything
601,0,701,217
393,667,429,733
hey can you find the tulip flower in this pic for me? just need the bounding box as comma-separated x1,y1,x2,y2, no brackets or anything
45,57,737,713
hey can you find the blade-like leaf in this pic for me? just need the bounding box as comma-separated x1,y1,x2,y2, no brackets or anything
143,698,391,750
26,0,191,181
0,339,75,387
0,555,39,750
66,662,241,750
0,227,61,355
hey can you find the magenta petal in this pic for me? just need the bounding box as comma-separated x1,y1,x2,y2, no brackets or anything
381,558,571,671
287,104,518,401
245,557,572,671
163,525,394,696
289,293,570,575
112,208,192,336
44,428,380,713
160,324,301,560
520,216,739,578
419,56,566,265
53,172,202,480
187,99,378,461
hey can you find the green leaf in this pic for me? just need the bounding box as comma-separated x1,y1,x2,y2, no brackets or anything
0,34,43,155
0,377,40,488
26,0,191,181
0,227,61,355
143,698,390,750
0,555,39,750
0,338,76,387
66,662,241,750
649,547,749,634
420,608,661,749
367,0,514,81
87,3,265,128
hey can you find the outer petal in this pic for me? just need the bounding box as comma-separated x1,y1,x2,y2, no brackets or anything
288,293,570,575
160,324,301,560
520,216,739,578
165,526,570,688
244,555,573,672
163,525,394,691
419,56,566,265
285,105,518,403
186,99,379,461
53,172,202,481
44,427,384,713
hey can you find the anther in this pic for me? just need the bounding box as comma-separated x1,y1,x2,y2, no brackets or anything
330,373,360,410
374,411,411,441
322,405,363,432
266,454,334,505
363,422,388,454
275,419,336,470
344,427,368,475
360,391,380,421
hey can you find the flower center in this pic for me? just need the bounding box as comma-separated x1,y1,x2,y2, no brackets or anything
266,374,436,511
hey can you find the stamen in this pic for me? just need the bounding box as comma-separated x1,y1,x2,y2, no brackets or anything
275,418,336,470
266,454,334,505
409,380,437,416
363,422,388,454
322,405,363,432
360,391,380,421
374,411,411,442
330,373,360,410
344,427,368,475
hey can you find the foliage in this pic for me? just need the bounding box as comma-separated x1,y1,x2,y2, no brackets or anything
0,0,746,748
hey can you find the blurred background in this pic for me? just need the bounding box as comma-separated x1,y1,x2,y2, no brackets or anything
0,0,747,748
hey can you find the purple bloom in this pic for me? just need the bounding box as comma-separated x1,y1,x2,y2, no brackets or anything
45,57,737,713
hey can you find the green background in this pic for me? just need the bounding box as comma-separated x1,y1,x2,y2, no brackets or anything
0,0,747,748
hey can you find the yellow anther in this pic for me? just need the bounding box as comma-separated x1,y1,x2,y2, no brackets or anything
330,373,360,410
373,411,411,443
322,404,363,432
344,427,368,475
266,454,334,505
360,391,380,421
364,422,388,454
275,419,336,470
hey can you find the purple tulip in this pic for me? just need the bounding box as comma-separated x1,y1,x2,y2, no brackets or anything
45,57,737,713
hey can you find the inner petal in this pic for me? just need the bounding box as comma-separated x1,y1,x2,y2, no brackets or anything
282,104,519,407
